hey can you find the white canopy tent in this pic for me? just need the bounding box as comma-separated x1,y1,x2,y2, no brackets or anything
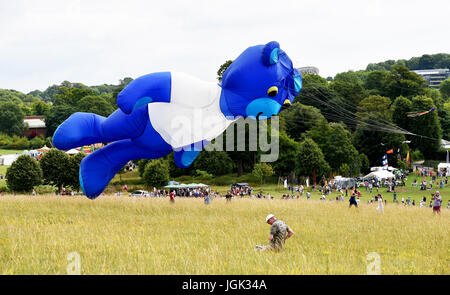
363,170,395,180
65,149,80,155
0,154,20,166
437,163,450,171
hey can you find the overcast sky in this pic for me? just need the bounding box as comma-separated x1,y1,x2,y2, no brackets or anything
1,0,449,93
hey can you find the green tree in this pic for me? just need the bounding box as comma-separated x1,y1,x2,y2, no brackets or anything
217,60,233,82
0,102,26,136
76,95,115,117
40,149,71,193
31,100,51,116
365,66,425,100
357,95,392,120
365,71,390,96
359,153,370,175
440,78,450,99
339,163,350,177
294,82,346,121
295,137,330,180
353,124,405,167
302,74,328,87
6,155,42,192
365,53,450,71
307,122,359,172
138,159,151,177
408,96,442,157
392,96,412,130
193,151,233,176
271,131,299,176
329,80,364,112
334,70,368,84
252,162,274,184
422,88,450,140
20,104,32,116
281,103,327,141
67,153,86,191
142,159,170,188
385,65,426,99
44,104,75,136
53,87,97,106
222,120,259,176
195,169,213,180
29,136,45,149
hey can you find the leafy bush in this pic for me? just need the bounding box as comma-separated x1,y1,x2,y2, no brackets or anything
0,133,51,150
193,151,233,176
6,155,42,192
110,178,143,186
7,135,29,149
252,163,274,184
35,185,56,194
142,159,170,188
0,184,10,193
138,159,150,177
195,169,213,180
29,136,46,149
40,149,71,192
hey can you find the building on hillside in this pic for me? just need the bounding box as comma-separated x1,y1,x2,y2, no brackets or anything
23,116,46,138
298,66,319,75
412,68,450,88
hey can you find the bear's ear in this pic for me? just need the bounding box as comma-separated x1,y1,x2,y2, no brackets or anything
262,41,280,66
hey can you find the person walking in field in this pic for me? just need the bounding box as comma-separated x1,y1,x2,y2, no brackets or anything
255,214,294,252
225,191,232,203
349,192,358,208
432,191,442,215
376,194,384,214
204,192,210,205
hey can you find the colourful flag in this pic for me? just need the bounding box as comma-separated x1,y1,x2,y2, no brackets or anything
406,151,410,166
386,149,393,154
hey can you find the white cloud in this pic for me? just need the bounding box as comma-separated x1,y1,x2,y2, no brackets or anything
0,0,449,93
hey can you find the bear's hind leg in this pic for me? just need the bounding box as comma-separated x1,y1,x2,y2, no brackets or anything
79,138,170,199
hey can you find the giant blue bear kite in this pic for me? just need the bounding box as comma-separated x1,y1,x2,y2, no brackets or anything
53,41,302,199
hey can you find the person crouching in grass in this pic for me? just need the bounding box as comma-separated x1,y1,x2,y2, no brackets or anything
255,214,294,252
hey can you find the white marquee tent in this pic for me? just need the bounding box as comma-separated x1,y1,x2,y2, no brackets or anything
65,149,80,155
0,154,20,166
363,170,395,180
437,163,450,171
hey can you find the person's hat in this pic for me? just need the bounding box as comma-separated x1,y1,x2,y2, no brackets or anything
436,191,440,194
265,214,275,222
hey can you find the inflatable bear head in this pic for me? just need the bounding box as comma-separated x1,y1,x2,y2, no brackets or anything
220,41,302,119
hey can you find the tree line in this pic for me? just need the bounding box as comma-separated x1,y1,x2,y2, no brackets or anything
1,54,449,189
365,53,450,72
5,149,85,193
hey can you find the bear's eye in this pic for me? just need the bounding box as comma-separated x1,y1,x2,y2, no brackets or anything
267,86,278,97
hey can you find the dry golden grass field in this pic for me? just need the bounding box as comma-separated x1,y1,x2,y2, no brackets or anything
0,194,448,275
